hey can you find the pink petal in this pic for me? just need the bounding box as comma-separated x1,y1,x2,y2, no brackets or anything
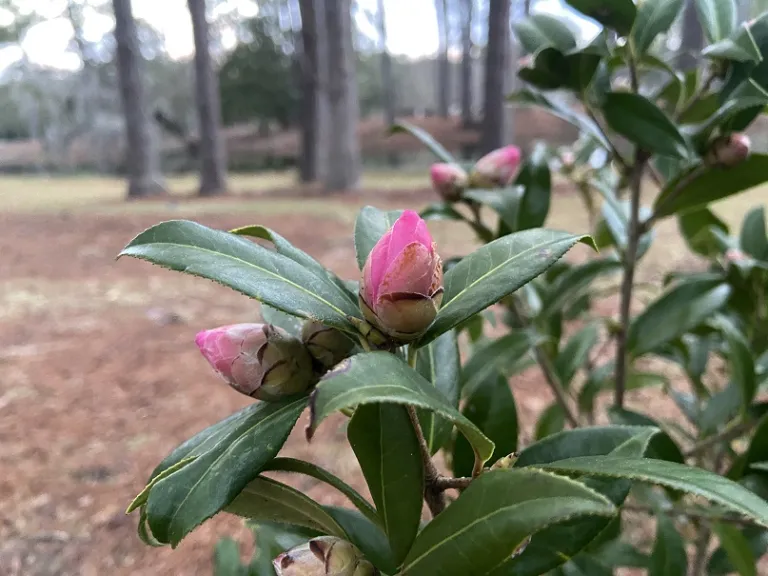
377,242,435,298
366,229,392,302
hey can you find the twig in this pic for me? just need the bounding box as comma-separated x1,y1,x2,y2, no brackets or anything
586,107,629,170
406,405,446,517
614,150,648,408
684,419,756,458
434,476,473,490
507,300,579,427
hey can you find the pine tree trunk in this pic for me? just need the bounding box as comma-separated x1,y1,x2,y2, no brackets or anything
377,0,399,166
323,0,360,192
187,0,227,196
460,0,473,127
479,0,510,155
678,0,703,70
435,0,451,118
298,0,322,182
112,0,165,198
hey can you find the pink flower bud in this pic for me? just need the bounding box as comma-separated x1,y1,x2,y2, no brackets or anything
273,537,378,576
470,145,522,188
359,210,443,341
707,133,751,168
195,323,314,401
430,163,468,201
726,248,747,262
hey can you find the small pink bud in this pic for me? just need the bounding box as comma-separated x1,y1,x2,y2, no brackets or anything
430,163,468,201
195,323,314,401
273,537,378,575
726,248,747,262
470,145,522,188
359,210,443,341
707,133,751,168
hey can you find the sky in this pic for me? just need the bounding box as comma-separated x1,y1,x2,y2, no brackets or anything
0,0,597,72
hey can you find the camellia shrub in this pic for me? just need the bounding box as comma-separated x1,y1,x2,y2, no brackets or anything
123,1,768,575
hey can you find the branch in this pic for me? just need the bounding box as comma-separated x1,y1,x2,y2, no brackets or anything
586,107,629,170
684,419,756,458
406,405,446,516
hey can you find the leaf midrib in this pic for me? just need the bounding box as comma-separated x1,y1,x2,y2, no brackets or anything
124,240,353,320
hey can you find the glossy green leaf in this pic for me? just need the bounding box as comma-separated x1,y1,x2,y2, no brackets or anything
464,187,523,233
678,207,730,257
119,220,359,332
514,13,578,54
712,523,757,576
554,322,599,387
389,121,454,163
323,506,397,574
353,206,403,270
348,403,423,565
400,468,616,576
649,516,687,576
607,408,684,463
696,81,768,141
714,316,757,410
309,352,494,466
535,403,566,440
262,458,378,526
565,0,637,35
598,540,649,569
540,257,622,318
695,0,737,43
740,206,768,260
654,154,768,217
213,537,245,576
460,332,537,399
709,526,768,575
516,143,552,230
416,330,461,454
508,89,610,149
700,384,742,434
260,303,303,336
602,92,690,159
729,415,768,479
518,48,601,93
627,278,731,357
144,397,307,546
631,0,684,54
416,230,595,346
538,457,768,526
453,372,518,477
703,22,762,63
227,476,345,536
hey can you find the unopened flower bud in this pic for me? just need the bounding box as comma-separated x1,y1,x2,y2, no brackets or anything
301,321,355,369
273,537,379,576
469,145,522,188
359,210,443,342
195,323,314,401
430,163,468,201
707,133,751,168
491,452,519,470
726,248,747,262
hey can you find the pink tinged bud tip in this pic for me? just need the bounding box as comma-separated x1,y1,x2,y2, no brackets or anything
471,145,522,188
709,133,751,168
430,163,468,201
360,210,443,341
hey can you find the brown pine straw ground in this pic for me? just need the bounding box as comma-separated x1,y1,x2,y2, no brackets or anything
0,178,764,574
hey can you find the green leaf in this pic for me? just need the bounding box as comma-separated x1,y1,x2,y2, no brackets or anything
119,220,359,332
400,469,616,576
231,224,356,308
602,92,690,159
740,206,768,260
598,540,649,569
309,352,494,467
514,13,578,54
695,0,737,43
703,22,762,63
417,230,595,346
214,537,246,576
565,0,637,36
607,408,684,463
260,303,304,336
353,206,403,271
261,458,379,526
323,506,397,574
145,397,307,546
464,187,524,234
416,330,461,454
508,89,610,149
518,48,601,93
535,403,566,440
678,207,730,257
654,154,768,217
627,278,731,357
631,0,684,54
460,332,537,399
554,322,600,387
389,120,454,163
711,523,757,576
227,476,345,536
729,415,768,479
347,404,423,565
538,457,768,526
453,372,518,477
649,516,687,576
709,526,768,575
561,553,613,576
516,144,552,230
713,316,757,410
540,257,622,318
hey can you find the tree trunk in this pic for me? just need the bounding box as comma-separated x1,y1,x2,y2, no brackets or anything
435,0,451,117
678,0,703,71
298,0,321,182
323,0,360,192
377,0,399,166
187,0,227,196
112,0,165,198
524,0,531,15
479,0,510,155
460,0,473,127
